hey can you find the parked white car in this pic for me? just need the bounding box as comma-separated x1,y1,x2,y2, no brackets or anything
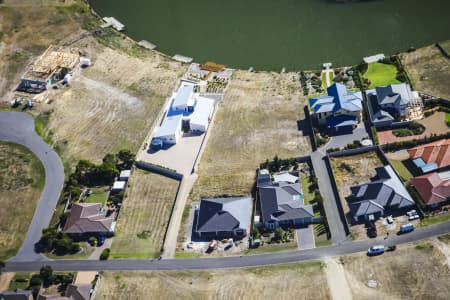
408,214,420,221
367,245,385,256
406,210,417,217
386,215,394,224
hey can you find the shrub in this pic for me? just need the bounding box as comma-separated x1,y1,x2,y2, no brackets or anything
392,122,425,137
88,236,98,246
423,110,434,117
252,228,261,240
40,265,53,287
100,248,110,260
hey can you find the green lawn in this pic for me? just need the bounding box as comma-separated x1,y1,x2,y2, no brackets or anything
243,242,298,255
389,159,413,182
8,273,32,291
45,242,94,260
364,62,400,88
419,213,450,227
321,71,334,88
301,174,316,205
445,112,450,123
84,186,109,205
321,72,327,88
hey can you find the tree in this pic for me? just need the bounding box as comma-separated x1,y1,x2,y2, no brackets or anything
102,153,117,167
100,248,110,260
40,265,53,287
117,149,135,169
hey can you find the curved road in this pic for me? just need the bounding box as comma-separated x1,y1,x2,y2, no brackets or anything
4,221,450,272
0,112,65,262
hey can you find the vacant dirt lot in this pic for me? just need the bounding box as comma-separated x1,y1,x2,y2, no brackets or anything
189,70,310,199
95,261,330,300
401,43,450,99
341,238,450,300
110,170,180,259
0,141,44,260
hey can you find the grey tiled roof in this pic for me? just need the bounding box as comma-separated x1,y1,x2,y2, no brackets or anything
195,197,251,233
349,165,414,217
258,175,313,223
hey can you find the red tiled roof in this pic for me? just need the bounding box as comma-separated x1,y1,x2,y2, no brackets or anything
63,203,114,234
407,139,450,168
411,172,450,205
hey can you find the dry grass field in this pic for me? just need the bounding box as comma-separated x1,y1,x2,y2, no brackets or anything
95,261,330,300
189,70,310,199
110,170,180,259
0,1,187,166
341,238,450,300
0,141,44,260
401,42,450,99
0,1,87,102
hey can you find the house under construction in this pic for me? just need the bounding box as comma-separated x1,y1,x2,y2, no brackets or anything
16,46,79,93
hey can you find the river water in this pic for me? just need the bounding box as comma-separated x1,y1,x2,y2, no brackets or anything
88,0,450,70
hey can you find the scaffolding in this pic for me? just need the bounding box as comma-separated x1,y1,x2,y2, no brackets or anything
408,95,424,120
17,46,79,93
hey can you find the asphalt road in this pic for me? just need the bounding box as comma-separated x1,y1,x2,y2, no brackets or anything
4,221,449,272
0,112,65,262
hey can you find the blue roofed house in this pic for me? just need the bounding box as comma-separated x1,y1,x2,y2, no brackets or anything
348,165,415,222
257,172,320,230
194,197,252,239
309,83,363,132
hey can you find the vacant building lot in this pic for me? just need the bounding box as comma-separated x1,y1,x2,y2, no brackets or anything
189,70,310,199
95,261,330,300
401,43,450,99
0,141,44,260
110,170,179,259
341,238,450,300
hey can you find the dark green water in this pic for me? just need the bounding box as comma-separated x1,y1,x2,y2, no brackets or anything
88,0,450,70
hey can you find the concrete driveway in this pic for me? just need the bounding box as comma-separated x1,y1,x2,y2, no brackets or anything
324,122,369,150
140,133,205,175
0,112,65,262
296,226,315,250
311,151,348,244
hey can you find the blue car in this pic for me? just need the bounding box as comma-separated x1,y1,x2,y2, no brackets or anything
98,235,106,247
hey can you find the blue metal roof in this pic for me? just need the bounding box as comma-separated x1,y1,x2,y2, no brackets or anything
412,158,438,173
309,83,362,114
326,115,358,128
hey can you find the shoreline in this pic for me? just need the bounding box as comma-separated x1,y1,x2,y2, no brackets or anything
83,0,449,72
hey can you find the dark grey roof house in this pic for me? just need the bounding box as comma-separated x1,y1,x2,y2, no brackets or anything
194,197,252,239
258,173,316,230
348,165,414,222
366,83,418,128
